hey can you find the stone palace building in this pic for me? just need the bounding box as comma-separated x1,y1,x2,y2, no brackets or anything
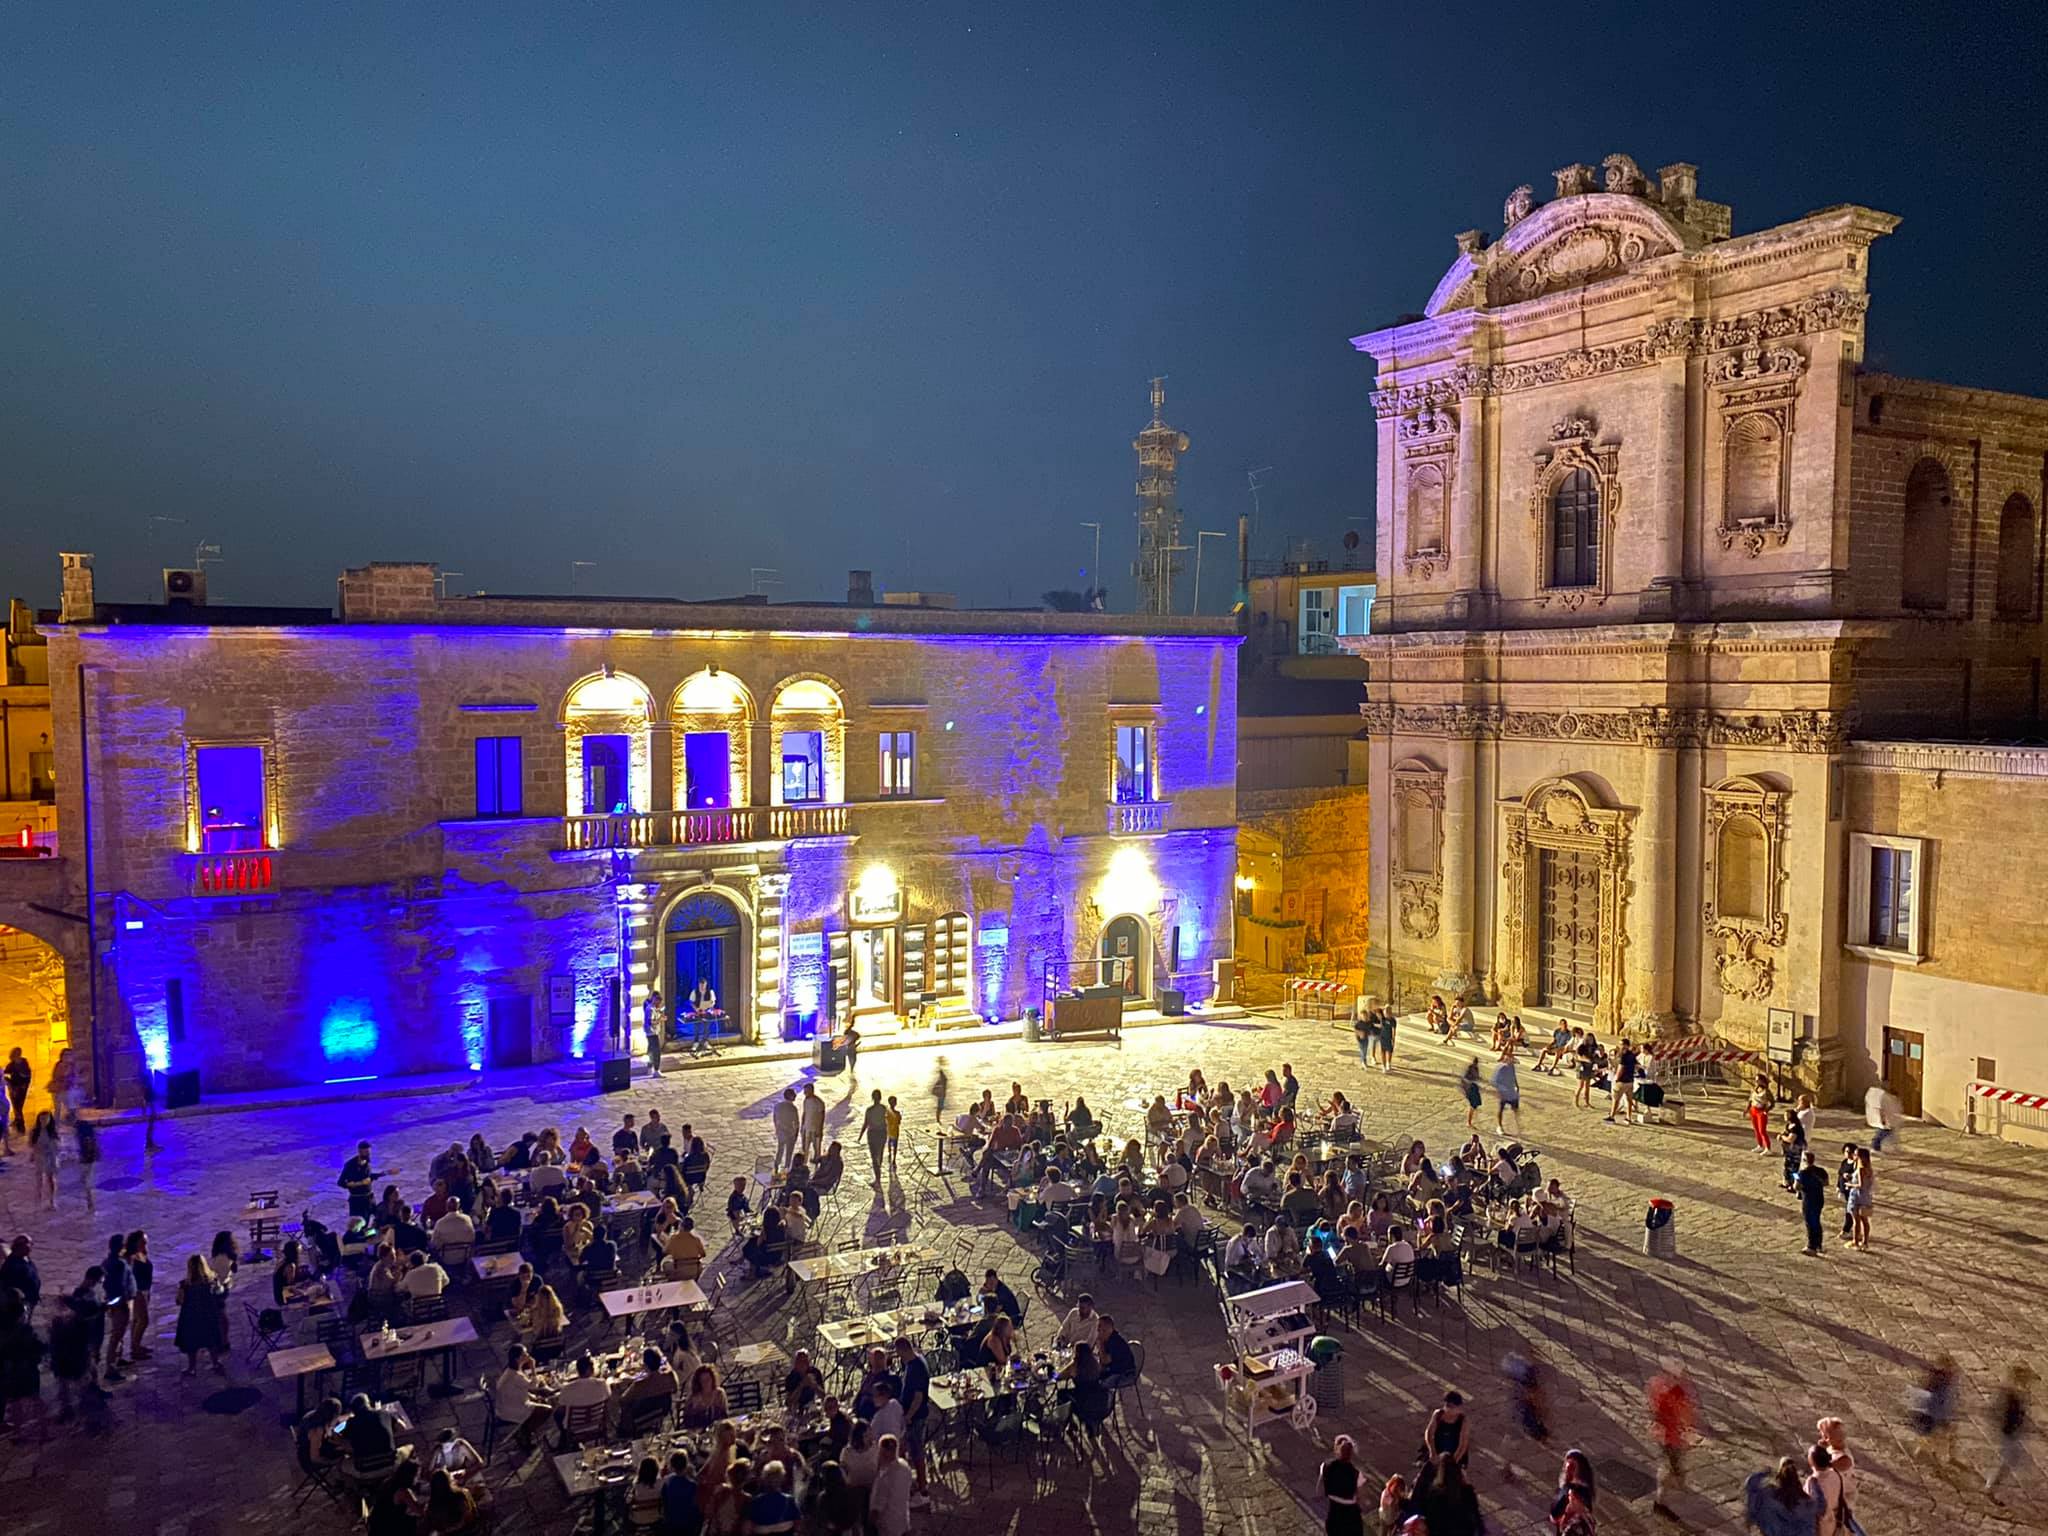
27,561,1237,1096
1351,156,2048,1121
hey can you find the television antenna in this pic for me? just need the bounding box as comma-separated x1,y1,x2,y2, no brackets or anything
435,571,466,599
571,561,597,591
194,540,222,572
749,567,783,597
1245,466,1275,557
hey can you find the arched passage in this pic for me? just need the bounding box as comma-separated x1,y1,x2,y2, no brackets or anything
663,885,750,1046
0,923,69,1125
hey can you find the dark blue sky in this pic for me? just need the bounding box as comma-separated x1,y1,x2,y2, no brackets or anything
6,3,2045,613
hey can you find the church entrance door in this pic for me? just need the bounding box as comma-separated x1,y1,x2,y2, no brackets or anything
1537,848,1600,1015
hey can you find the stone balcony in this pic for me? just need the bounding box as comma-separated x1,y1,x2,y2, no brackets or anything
186,848,278,896
562,803,852,852
1109,799,1169,835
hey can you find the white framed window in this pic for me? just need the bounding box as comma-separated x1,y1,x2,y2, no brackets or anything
1845,832,1928,963
1336,584,1374,638
878,730,916,798
1298,588,1335,654
1114,724,1152,804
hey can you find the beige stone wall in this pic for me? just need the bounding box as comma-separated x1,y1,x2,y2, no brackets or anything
1235,784,1370,985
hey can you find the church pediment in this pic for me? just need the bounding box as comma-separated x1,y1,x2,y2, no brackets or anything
1426,192,1695,316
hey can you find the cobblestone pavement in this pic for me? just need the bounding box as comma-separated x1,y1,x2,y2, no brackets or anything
1,1015,2041,1535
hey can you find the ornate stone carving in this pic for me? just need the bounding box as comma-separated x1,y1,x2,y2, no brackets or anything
1552,163,1595,198
1530,417,1622,606
1399,403,1457,441
1707,345,1805,386
1497,776,1634,1035
1401,405,1456,580
1701,774,1791,945
1391,756,1446,946
1503,185,1535,230
1710,928,1776,1003
1710,343,1804,558
1601,153,1647,196
1358,701,1851,755
1454,228,1488,257
1369,289,1870,417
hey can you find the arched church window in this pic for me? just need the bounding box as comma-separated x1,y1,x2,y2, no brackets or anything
1901,458,1953,612
1715,816,1768,922
1996,493,2037,619
1549,468,1599,588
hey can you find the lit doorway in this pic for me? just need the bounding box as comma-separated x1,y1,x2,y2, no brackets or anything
0,926,65,1124
666,889,744,1042
853,926,898,1016
1099,914,1149,998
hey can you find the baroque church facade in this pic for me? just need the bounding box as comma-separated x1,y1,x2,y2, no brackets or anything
1350,156,2048,1114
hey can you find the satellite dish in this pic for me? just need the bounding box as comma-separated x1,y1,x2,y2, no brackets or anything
1342,530,1361,551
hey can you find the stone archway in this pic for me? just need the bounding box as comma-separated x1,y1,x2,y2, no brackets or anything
1497,776,1634,1034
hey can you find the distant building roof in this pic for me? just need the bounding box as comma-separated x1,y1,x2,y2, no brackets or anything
1239,669,1364,718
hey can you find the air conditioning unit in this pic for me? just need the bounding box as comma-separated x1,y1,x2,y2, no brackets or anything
163,568,208,606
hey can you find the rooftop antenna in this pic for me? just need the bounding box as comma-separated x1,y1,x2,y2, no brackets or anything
435,571,466,599
1246,466,1275,560
571,561,596,592
749,567,782,597
1132,377,1191,618
193,540,222,572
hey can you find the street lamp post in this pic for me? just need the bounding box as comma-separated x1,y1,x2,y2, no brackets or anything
1080,522,1102,606
1193,531,1229,615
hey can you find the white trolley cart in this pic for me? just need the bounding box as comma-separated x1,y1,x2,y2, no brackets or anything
1215,1279,1321,1438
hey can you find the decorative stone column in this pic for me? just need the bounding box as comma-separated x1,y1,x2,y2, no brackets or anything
1450,382,1484,596
751,872,790,1045
1435,731,1477,999
1628,709,1681,1032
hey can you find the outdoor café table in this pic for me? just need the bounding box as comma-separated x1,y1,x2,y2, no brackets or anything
237,1199,284,1263
268,1340,335,1416
555,1439,649,1536
472,1251,525,1283
280,1278,336,1314
785,1243,929,1289
599,1278,707,1320
358,1315,479,1397
602,1190,661,1244
723,1340,790,1375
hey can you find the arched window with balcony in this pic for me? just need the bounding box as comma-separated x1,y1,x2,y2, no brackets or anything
770,676,844,806
673,669,754,810
563,671,654,819
1549,467,1600,589
1900,458,1954,612
1996,492,2038,619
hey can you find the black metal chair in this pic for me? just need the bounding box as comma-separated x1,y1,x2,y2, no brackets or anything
245,1303,291,1361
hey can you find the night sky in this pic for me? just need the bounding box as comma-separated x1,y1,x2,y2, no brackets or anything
6,3,2045,614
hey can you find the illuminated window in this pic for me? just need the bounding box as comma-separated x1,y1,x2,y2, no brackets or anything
1847,832,1927,961
194,744,268,852
1114,724,1152,804
473,736,524,818
1869,845,1914,951
782,731,825,804
1298,589,1335,654
879,731,916,797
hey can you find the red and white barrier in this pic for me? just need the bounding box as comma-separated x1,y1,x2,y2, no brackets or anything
1285,978,1351,1019
1646,1036,1759,1067
1968,1080,2048,1111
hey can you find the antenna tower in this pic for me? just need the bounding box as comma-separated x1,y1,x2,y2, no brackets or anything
1132,377,1190,617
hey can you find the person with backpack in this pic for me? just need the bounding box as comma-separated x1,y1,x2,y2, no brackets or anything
1803,1442,1852,1535
1550,1448,1597,1535
1743,1456,1818,1536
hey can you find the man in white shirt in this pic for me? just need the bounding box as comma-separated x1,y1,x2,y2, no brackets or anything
493,1344,554,1451
555,1354,614,1412
1058,1294,1099,1348
1263,1216,1294,1264
1223,1225,1260,1271
1172,1192,1204,1245
1380,1227,1417,1274
1157,1159,1190,1195
868,1378,907,1446
431,1205,475,1255
800,1085,827,1161
870,1435,915,1536
1038,1171,1077,1205
396,1252,448,1299
772,1089,801,1171
1241,1160,1280,1204
1865,1084,1902,1152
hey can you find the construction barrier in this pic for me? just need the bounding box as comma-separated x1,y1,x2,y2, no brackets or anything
1285,978,1352,1022
1966,1079,2048,1138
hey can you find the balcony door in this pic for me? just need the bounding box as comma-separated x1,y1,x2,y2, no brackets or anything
683,731,732,809
582,734,630,815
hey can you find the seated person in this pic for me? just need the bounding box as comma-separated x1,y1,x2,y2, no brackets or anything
299,1395,348,1465
519,1283,567,1344
813,1142,845,1191
725,1177,751,1229
578,1226,619,1278
1094,1315,1136,1379
979,1268,1023,1323
1280,1174,1321,1226
1037,1167,1079,1205
431,1203,475,1255
616,1347,679,1421
339,1394,403,1475
1335,1225,1376,1279
1241,1159,1282,1206
484,1190,523,1245
1380,1225,1418,1277
743,1204,790,1272
554,1354,614,1431
1171,1192,1205,1247
1407,1160,1442,1205
272,1240,308,1307
1365,1193,1396,1240
397,1250,449,1301
661,1216,707,1276
782,1349,826,1412
1223,1223,1261,1272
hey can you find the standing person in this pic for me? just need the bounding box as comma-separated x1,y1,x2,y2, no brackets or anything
931,1056,950,1125
1796,1152,1829,1256
1459,1060,1482,1131
799,1084,826,1162
1502,1353,1550,1471
125,1232,154,1362
643,987,665,1078
842,1020,862,1079
1836,1143,1860,1239
3,1047,30,1134
1354,1001,1377,1070
1321,1434,1365,1536
1419,1389,1471,1468
1572,1032,1599,1110
1647,1362,1696,1518
29,1111,60,1210
1492,1054,1522,1136
1415,1455,1481,1536
687,975,717,1053
870,1433,914,1536
1746,1074,1776,1154
1803,1443,1847,1535
174,1253,228,1375
1607,1039,1639,1124
772,1089,800,1172
1986,1363,2034,1498
139,1066,159,1152
1849,1146,1875,1250
1778,1109,1808,1194
1378,1009,1397,1075
885,1095,902,1169
100,1234,131,1380
338,1139,377,1218
74,1116,100,1213
1865,1082,1902,1152
861,1091,890,1183
1550,1449,1596,1535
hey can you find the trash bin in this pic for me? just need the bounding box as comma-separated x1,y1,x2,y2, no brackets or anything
813,1034,846,1074
1643,1198,1677,1258
1023,1009,1043,1043
1308,1341,1345,1412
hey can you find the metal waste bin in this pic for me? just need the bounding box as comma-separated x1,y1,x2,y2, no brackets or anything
1642,1198,1677,1258
813,1034,846,1074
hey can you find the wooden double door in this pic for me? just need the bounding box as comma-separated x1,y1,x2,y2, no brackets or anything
1536,847,1601,1015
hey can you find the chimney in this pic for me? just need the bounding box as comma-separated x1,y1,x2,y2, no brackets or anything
58,553,95,624
847,570,875,606
337,562,439,622
1657,163,1699,208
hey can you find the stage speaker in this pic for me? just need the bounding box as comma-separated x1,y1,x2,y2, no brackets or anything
159,1068,202,1109
596,1056,632,1093
1159,988,1187,1017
